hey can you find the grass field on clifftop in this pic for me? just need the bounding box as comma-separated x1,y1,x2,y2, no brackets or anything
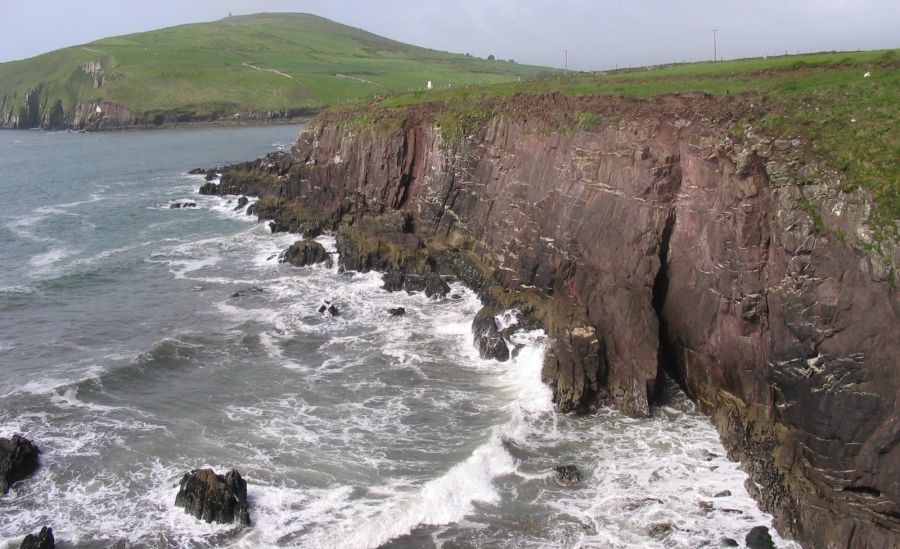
0,13,556,118
367,49,899,241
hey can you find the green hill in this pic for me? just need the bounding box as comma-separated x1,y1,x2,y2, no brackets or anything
0,13,558,129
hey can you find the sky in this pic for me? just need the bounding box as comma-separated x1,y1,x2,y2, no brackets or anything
1,0,898,69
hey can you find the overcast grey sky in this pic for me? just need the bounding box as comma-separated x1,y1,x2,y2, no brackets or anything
2,1,898,69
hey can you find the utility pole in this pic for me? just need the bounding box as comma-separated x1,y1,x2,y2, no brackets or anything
711,29,718,61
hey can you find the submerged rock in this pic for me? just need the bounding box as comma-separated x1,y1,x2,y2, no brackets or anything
648,522,673,539
554,464,582,486
170,202,197,209
280,240,332,268
174,468,251,526
20,527,54,549
318,301,340,316
230,287,264,298
1,435,40,494
388,307,406,317
472,307,509,362
720,537,739,547
745,526,775,549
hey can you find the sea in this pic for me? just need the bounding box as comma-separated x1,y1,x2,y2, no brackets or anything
0,125,797,548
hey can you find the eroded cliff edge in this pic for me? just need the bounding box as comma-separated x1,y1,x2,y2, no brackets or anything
203,93,899,548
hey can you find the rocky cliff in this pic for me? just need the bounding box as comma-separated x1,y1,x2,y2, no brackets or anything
0,84,313,130
202,93,899,548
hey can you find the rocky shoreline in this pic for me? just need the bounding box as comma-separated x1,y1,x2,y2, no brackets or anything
196,92,899,548
0,88,315,132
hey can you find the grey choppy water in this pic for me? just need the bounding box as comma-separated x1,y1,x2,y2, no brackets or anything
0,127,796,548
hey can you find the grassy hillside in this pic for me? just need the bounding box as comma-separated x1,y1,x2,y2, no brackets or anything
354,49,899,241
0,13,557,125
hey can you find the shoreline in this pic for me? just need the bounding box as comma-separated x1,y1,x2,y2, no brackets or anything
0,115,315,134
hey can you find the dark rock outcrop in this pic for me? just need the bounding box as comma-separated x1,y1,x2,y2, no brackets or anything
554,465,583,486
745,526,775,549
200,94,900,548
1,435,40,494
20,527,54,549
234,196,250,211
170,202,197,209
174,468,251,526
280,240,332,268
472,307,509,361
388,307,406,316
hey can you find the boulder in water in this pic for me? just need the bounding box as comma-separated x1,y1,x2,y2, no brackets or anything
20,527,54,549
553,464,582,486
233,196,249,211
280,240,332,268
188,168,206,175
720,538,739,547
174,468,251,526
472,307,509,361
745,526,775,549
388,307,406,317
170,202,197,209
1,435,40,494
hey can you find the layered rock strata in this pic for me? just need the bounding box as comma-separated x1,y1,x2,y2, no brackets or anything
200,93,899,548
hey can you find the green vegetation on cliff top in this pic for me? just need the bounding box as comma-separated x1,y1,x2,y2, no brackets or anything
0,13,556,119
361,49,899,241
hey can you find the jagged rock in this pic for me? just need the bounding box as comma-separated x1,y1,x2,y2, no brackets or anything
246,203,257,216
715,490,732,498
170,202,197,209
1,435,40,494
20,527,54,549
230,287,264,298
745,526,774,549
204,170,218,181
554,465,582,486
388,307,406,316
472,307,509,361
648,522,673,539
234,196,249,211
188,168,206,175
199,182,218,195
174,468,251,526
280,240,332,268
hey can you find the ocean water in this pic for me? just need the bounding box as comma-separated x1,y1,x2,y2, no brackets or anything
0,126,797,548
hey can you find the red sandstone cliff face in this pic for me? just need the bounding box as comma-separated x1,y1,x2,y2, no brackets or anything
208,93,898,548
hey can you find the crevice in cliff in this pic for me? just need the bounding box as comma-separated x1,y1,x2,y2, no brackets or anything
652,210,681,403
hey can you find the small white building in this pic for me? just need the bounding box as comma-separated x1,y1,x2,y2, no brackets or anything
427,81,433,90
